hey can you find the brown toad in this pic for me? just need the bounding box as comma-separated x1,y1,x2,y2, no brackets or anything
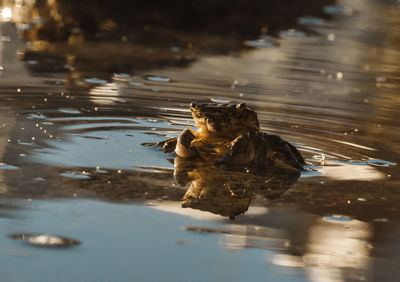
158,102,304,172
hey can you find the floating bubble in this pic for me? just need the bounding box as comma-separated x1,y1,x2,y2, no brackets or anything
323,5,354,16
323,214,352,222
129,81,144,86
327,33,336,41
210,97,231,103
112,73,131,81
297,16,325,26
280,29,305,38
243,38,275,48
84,78,108,84
376,77,387,83
58,108,82,114
9,233,80,247
59,172,91,180
145,75,171,82
0,163,19,170
26,113,47,119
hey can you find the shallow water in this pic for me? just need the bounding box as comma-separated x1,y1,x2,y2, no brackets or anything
0,0,400,281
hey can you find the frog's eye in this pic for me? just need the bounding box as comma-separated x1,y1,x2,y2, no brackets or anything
190,102,197,108
237,103,246,109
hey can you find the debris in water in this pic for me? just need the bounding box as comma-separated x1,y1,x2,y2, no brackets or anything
9,233,80,247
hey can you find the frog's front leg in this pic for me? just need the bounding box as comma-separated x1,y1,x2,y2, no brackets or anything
219,132,254,167
156,137,178,154
175,127,200,159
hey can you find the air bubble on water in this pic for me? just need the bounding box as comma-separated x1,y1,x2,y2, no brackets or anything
129,81,143,86
0,163,19,170
210,97,230,103
58,108,82,114
243,39,274,48
376,77,386,83
59,172,91,180
336,72,343,80
84,78,108,84
357,197,366,202
112,73,130,81
297,16,325,26
327,33,336,41
323,5,354,16
145,75,171,82
170,46,180,53
323,214,352,222
280,29,305,38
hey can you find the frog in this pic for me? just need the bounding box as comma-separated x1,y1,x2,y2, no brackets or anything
156,102,305,172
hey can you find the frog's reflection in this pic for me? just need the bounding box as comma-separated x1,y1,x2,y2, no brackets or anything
173,156,299,219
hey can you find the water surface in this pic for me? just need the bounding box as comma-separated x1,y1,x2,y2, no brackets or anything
0,0,399,281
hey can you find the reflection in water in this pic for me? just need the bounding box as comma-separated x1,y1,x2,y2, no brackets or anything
175,157,299,219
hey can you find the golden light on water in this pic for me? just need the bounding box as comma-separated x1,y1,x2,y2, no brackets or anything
1,7,12,21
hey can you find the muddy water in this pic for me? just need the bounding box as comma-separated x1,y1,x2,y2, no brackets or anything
0,0,400,281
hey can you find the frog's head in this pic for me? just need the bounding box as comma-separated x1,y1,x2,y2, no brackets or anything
190,102,259,137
